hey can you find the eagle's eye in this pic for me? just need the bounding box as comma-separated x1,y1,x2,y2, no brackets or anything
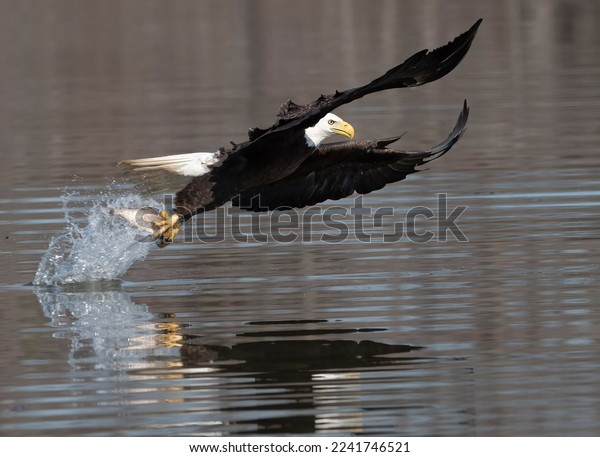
327,119,335,125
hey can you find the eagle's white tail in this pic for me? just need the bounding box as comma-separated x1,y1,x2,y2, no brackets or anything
118,150,222,194
119,151,221,177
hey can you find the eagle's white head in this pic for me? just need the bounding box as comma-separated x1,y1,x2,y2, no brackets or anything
304,113,355,147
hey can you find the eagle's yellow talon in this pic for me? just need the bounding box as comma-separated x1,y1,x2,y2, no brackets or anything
151,211,182,247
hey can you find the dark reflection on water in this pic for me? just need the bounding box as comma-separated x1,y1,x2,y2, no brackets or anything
180,339,421,435
27,286,433,435
2,0,600,437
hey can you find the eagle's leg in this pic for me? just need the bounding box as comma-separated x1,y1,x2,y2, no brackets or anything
152,210,182,247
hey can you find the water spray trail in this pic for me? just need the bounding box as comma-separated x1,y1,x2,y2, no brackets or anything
34,186,160,285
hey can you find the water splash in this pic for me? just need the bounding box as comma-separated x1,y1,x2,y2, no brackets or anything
33,186,160,285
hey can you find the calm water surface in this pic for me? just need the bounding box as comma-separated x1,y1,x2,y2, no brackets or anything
1,1,600,436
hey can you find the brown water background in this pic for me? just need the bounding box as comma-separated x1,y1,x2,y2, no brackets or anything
1,0,599,436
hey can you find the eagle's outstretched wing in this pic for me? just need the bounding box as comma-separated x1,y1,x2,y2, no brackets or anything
232,101,469,211
246,19,481,143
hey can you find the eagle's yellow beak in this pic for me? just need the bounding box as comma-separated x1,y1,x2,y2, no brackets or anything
332,121,355,139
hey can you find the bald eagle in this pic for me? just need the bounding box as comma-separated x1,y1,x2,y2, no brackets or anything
117,19,481,245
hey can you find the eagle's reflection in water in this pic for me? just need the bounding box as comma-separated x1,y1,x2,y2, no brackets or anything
34,285,424,434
